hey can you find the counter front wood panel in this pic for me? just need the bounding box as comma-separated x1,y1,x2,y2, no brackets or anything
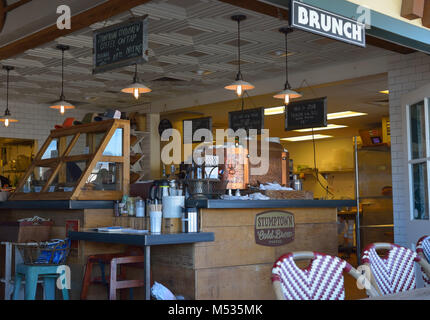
151,206,339,300
0,208,126,300
0,204,340,300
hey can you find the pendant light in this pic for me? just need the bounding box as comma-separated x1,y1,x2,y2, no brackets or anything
49,45,75,114
0,66,18,127
225,15,254,97
273,27,302,105
121,64,151,99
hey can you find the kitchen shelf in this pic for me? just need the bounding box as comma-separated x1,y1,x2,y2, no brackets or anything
320,169,354,174
130,129,147,183
295,169,355,175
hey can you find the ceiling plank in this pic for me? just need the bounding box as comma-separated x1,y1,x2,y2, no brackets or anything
218,0,415,54
0,0,152,60
218,0,289,20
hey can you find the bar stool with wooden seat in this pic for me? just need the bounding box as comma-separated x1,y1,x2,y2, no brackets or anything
271,251,378,300
362,242,430,296
416,236,430,286
81,247,152,300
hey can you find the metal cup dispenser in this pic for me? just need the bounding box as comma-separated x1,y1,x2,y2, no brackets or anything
182,207,199,233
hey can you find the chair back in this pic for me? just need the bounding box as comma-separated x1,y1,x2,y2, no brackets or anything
362,243,420,295
271,251,352,300
416,236,430,286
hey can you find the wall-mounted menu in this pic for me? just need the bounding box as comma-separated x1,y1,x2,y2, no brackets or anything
93,16,149,74
285,97,327,131
228,108,264,134
183,117,212,143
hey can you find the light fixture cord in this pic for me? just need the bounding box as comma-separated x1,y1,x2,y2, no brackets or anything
238,19,241,75
61,48,65,99
237,19,242,80
6,68,9,112
134,63,138,82
284,32,289,90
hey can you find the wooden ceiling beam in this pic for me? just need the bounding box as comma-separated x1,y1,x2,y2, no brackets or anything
218,0,289,21
0,0,152,60
218,0,415,54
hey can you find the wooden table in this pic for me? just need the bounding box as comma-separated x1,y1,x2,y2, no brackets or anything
365,287,430,300
69,231,215,300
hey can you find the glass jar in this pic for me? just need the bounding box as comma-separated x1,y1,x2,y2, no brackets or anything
127,197,136,216
136,199,145,217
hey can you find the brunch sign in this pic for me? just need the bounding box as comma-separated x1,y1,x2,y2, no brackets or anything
290,0,366,47
255,211,295,247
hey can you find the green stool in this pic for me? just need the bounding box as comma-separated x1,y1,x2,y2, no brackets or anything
13,264,69,300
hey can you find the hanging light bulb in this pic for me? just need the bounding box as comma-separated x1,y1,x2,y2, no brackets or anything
0,66,18,127
236,85,242,97
273,27,302,105
225,15,254,96
49,45,75,114
122,64,151,99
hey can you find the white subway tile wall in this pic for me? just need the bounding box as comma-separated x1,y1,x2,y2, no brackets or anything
388,52,430,247
0,101,96,151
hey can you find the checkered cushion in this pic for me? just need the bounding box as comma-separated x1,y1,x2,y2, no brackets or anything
416,236,430,286
271,252,351,300
362,244,420,295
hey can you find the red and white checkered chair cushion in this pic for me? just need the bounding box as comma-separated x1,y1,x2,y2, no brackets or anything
362,243,421,295
271,252,352,300
416,236,430,286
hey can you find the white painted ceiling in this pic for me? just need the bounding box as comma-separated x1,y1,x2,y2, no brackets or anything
0,0,395,112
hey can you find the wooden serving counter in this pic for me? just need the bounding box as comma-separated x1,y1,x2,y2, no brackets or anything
0,199,355,300
0,201,124,300
150,199,355,300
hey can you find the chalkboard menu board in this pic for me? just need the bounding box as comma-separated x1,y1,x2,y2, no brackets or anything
158,119,173,136
228,108,264,134
285,97,327,131
93,16,149,74
183,117,212,143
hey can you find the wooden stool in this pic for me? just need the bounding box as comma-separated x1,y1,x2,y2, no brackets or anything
13,264,69,300
81,253,128,300
81,247,152,300
109,256,146,300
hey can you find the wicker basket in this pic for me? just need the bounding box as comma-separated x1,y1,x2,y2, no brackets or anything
186,179,229,198
16,239,71,266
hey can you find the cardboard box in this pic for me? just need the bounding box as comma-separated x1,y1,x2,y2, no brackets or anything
0,220,53,243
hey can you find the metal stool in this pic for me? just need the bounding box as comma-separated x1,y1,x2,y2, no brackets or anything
13,264,69,300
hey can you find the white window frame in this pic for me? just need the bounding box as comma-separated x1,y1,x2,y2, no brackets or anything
406,97,430,221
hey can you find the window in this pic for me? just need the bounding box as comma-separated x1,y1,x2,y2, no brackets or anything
407,100,430,220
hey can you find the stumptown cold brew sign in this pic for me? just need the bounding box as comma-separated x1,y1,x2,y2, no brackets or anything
255,211,295,246
291,0,366,48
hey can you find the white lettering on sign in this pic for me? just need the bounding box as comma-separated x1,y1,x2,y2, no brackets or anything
298,6,308,25
309,10,320,29
321,14,331,32
353,23,362,42
292,0,365,47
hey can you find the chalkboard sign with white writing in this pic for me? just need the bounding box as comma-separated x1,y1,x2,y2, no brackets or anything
183,117,213,143
93,16,149,74
228,108,264,135
285,97,327,131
